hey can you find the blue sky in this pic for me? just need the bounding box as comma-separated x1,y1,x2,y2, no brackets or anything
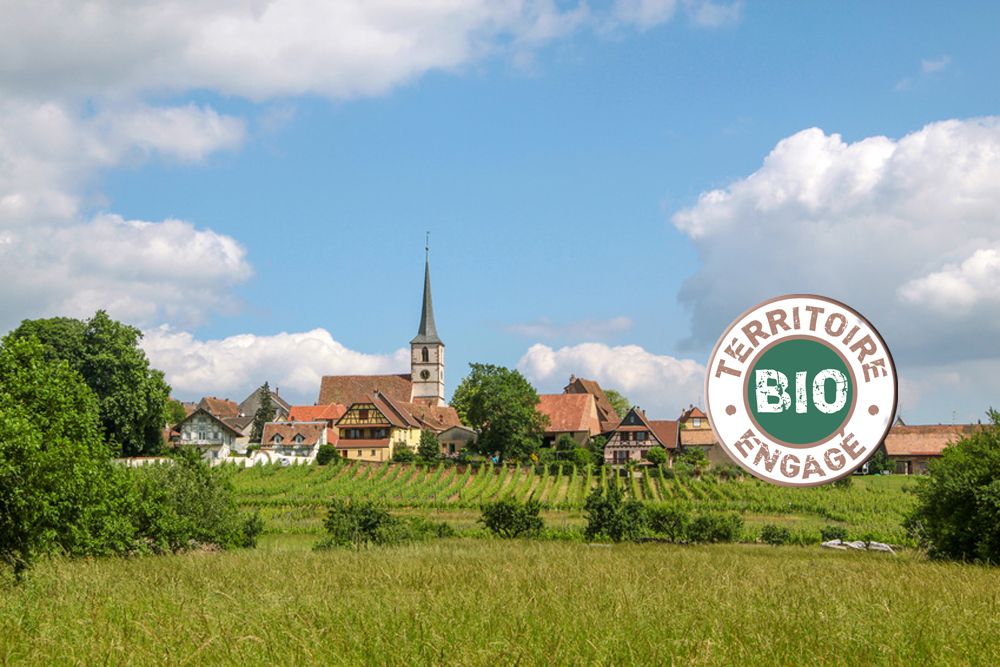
2,1,1000,424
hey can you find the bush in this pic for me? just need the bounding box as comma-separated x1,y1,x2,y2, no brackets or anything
316,444,338,466
316,499,404,548
687,511,743,543
479,498,544,538
760,524,792,545
820,525,849,542
554,433,578,452
647,502,690,541
417,430,440,462
905,409,1000,562
645,447,669,466
392,443,416,463
583,483,646,542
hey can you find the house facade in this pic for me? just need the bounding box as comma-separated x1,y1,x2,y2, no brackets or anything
603,407,678,465
335,393,422,462
174,408,242,460
261,421,334,460
536,393,604,447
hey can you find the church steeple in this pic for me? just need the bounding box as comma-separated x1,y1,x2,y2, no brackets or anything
410,235,445,406
410,258,442,346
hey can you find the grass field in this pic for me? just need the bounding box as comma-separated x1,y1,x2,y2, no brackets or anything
3,537,999,666
232,462,917,544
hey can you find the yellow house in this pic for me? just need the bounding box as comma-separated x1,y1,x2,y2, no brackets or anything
335,392,422,462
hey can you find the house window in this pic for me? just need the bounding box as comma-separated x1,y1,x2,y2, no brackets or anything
199,431,206,440
637,431,646,441
341,451,347,457
422,347,429,362
273,435,282,445
693,417,701,428
373,428,387,439
345,428,361,439
371,449,376,456
359,409,369,420
295,435,304,445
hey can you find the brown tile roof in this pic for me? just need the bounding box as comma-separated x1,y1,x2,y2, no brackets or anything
262,421,328,447
680,428,717,446
197,397,239,419
288,404,347,424
374,393,422,429
399,401,463,431
238,386,292,419
563,378,621,432
223,416,254,433
318,374,412,406
336,438,391,449
680,406,708,422
537,394,602,435
883,424,979,457
649,420,680,449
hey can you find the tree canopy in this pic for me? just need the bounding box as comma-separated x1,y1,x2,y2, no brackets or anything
249,382,275,444
906,410,1000,563
9,311,171,456
418,430,440,462
604,389,630,420
450,363,548,464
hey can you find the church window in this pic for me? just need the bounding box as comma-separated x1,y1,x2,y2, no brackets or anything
422,347,429,362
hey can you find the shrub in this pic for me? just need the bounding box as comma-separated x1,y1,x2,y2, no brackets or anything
645,447,669,466
417,430,440,462
316,444,338,466
687,511,743,543
583,483,646,542
479,498,544,538
820,525,849,542
760,524,792,545
392,443,416,463
646,502,690,541
316,499,404,548
554,433,578,452
905,409,1000,562
569,448,592,468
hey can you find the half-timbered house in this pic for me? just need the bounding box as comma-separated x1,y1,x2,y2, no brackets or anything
603,407,678,465
335,392,422,462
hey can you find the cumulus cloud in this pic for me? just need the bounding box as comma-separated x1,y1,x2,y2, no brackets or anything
671,117,1000,366
518,342,705,418
506,316,633,341
0,0,739,101
142,327,410,405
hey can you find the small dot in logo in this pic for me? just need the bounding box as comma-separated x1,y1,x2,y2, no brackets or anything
726,405,737,416
868,405,879,416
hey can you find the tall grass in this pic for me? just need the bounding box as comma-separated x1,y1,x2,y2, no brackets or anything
2,540,998,666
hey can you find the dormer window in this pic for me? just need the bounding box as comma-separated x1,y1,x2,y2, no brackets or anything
273,434,283,445
294,434,304,445
693,418,701,428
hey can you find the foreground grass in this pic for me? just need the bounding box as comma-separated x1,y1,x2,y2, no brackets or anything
3,539,998,666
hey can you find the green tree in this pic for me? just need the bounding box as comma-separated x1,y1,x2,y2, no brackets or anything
645,447,669,466
418,430,440,462
316,444,339,465
905,410,1000,563
392,442,417,463
604,389,630,420
867,445,893,475
479,498,544,538
554,433,578,452
9,311,170,457
450,363,548,464
249,382,275,444
164,399,187,426
0,336,126,575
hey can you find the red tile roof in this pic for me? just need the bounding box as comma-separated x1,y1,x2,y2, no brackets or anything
398,400,463,431
537,394,602,435
649,420,680,449
262,421,328,447
883,424,979,457
564,377,621,432
288,403,347,424
177,408,244,437
679,406,708,422
318,374,412,406
197,397,239,419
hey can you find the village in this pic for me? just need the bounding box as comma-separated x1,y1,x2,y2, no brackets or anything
164,258,970,477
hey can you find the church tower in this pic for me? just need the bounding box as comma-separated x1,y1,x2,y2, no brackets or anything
410,247,445,406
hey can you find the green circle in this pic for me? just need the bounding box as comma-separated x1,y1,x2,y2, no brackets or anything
747,338,853,445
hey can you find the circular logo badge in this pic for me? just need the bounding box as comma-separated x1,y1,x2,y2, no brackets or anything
705,295,897,487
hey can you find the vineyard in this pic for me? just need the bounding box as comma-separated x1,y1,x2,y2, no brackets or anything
232,461,917,542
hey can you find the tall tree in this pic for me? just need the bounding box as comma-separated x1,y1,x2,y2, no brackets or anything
450,363,548,464
417,430,440,462
9,311,170,457
249,382,275,444
604,389,630,420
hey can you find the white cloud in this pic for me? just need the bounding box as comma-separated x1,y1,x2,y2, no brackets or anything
142,326,410,405
506,316,633,340
671,117,1000,366
922,56,951,73
518,342,705,418
896,55,951,91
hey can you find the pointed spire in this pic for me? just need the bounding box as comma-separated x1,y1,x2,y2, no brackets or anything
411,236,443,346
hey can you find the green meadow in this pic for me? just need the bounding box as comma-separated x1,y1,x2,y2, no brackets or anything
3,538,999,666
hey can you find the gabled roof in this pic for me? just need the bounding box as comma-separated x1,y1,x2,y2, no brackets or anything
288,403,347,423
649,420,680,449
177,408,244,437
318,374,412,406
679,406,708,422
883,424,978,457
563,377,620,432
537,393,602,435
238,386,291,419
197,397,239,420
373,393,422,429
400,400,463,431
262,421,328,447
223,415,254,434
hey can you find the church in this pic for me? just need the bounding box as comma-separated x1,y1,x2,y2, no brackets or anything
317,256,448,409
